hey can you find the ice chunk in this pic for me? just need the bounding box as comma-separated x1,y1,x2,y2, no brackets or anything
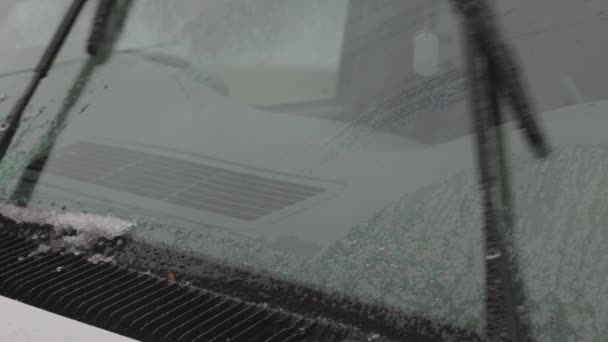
0,203,133,250
87,254,115,264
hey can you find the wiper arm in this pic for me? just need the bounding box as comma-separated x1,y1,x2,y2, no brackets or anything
0,0,88,165
6,0,132,205
450,0,550,341
0,0,123,181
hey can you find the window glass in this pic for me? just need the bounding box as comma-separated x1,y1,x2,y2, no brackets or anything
1,1,607,340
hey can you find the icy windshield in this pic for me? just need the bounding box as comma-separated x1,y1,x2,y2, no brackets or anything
1,0,608,340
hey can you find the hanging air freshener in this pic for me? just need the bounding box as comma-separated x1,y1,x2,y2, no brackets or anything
413,0,439,77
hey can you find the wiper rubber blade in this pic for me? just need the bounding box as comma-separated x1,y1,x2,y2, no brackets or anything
0,0,88,166
456,0,549,158
450,0,550,341
465,36,522,342
87,0,116,56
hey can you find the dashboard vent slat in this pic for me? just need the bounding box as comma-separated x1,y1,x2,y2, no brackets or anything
69,272,145,315
53,268,131,310
113,286,191,331
34,141,327,222
0,242,37,268
164,297,235,340
152,293,223,337
191,304,258,342
11,259,90,297
38,265,121,305
136,292,205,335
0,234,22,248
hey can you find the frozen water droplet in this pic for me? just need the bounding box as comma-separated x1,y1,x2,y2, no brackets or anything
368,333,381,341
378,246,385,251
486,248,501,260
56,266,65,272
17,256,25,261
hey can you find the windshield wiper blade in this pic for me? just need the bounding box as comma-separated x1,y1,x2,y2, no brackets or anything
0,0,88,166
450,0,550,341
465,36,523,342
455,0,549,158
87,0,116,56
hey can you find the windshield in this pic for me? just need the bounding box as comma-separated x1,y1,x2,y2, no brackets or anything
1,0,607,340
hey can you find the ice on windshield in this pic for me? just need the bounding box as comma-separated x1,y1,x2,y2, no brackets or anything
0,1,607,341
0,203,133,251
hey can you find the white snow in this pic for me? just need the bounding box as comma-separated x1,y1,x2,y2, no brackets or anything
0,204,133,251
87,254,116,264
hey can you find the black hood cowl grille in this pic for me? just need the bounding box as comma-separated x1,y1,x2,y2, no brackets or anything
0,228,370,342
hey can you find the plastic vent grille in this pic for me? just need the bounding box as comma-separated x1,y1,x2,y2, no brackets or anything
0,229,349,342
28,141,324,221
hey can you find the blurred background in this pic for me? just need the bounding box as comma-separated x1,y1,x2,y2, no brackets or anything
1,0,607,143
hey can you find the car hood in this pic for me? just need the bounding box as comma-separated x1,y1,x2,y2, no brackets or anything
0,295,135,342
